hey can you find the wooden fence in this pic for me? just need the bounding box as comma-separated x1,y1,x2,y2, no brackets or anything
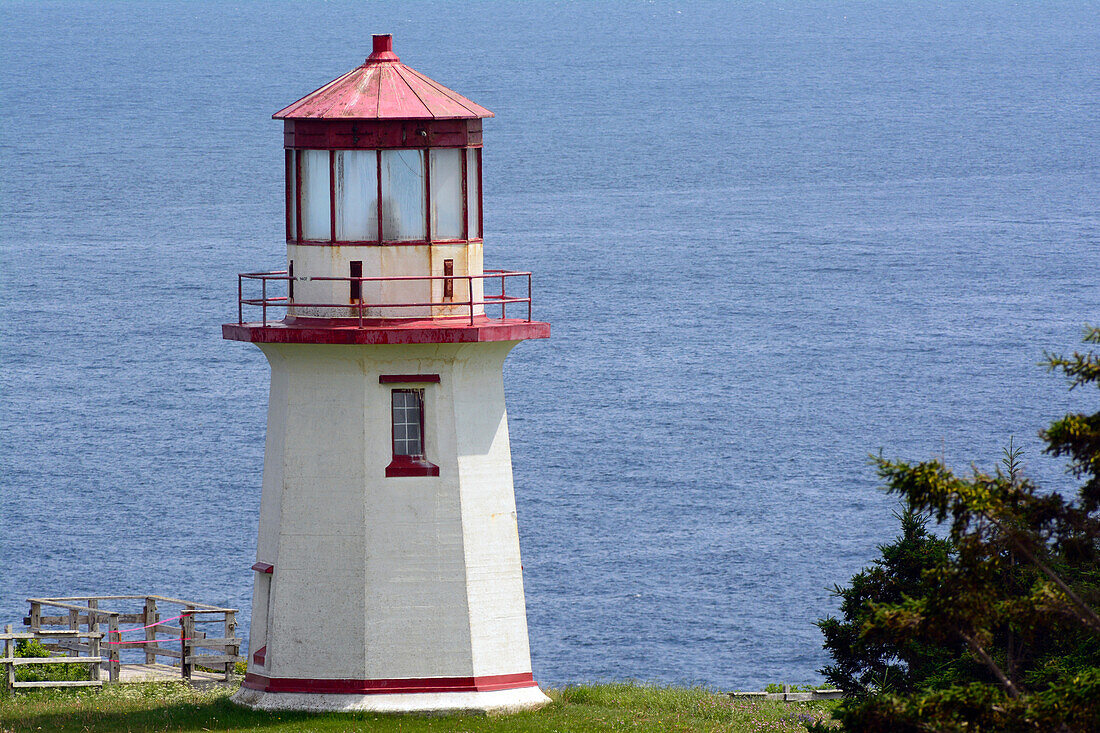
2,624,105,692
22,595,241,684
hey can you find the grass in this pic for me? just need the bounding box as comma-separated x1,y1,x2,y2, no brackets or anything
0,681,838,732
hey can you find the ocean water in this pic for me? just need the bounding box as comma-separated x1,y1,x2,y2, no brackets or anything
1,1,1097,690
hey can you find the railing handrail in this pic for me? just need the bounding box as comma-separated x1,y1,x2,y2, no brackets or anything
240,271,532,283
28,596,236,613
236,268,536,327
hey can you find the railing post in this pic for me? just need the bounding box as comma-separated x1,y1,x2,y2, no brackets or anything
68,609,79,656
468,275,475,325
87,599,98,635
238,275,243,324
261,278,268,327
4,624,14,693
527,273,532,322
223,611,237,681
89,632,102,682
107,614,120,682
358,285,364,329
180,610,194,680
144,598,158,665
3,620,13,691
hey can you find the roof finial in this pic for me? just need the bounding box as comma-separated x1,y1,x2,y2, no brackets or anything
367,34,399,63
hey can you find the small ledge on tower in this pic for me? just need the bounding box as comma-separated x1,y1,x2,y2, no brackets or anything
386,456,440,478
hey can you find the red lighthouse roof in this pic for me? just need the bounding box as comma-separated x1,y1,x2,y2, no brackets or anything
273,35,494,121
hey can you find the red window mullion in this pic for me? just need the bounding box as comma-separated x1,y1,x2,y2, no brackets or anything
329,150,336,242
424,148,432,242
461,147,469,242
284,150,292,240
476,147,483,239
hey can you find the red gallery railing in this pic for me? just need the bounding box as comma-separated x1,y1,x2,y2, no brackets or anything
237,269,533,328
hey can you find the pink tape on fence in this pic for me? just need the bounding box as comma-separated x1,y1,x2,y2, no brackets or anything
116,614,186,634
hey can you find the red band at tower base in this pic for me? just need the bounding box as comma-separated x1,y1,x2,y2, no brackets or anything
242,672,538,695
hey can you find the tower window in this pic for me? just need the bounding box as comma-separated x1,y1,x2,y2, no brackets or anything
350,260,362,300
392,389,423,456
386,388,440,477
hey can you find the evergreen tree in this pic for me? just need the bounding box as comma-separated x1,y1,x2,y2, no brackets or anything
816,327,1100,732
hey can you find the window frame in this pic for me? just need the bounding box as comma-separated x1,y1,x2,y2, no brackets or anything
385,387,440,477
286,146,483,246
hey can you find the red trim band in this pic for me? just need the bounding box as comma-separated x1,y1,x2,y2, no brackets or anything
242,672,536,695
222,319,550,345
379,374,440,384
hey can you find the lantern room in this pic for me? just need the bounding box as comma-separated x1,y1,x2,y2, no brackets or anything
276,34,492,321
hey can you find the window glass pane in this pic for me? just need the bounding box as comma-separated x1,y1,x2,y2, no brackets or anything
287,151,296,239
335,151,378,241
391,389,424,457
430,149,463,240
466,148,480,239
300,150,331,240
381,149,425,241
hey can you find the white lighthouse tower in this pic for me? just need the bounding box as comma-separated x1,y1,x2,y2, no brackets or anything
225,35,551,713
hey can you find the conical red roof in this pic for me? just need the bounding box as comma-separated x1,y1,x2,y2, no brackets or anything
273,35,493,121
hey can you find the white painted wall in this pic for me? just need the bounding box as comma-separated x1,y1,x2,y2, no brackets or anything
246,341,533,683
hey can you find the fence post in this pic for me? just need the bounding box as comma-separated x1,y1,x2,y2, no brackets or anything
89,632,102,682
68,609,80,656
87,599,99,635
181,611,194,680
107,614,121,682
28,602,41,632
144,598,158,665
4,624,13,692
223,611,237,681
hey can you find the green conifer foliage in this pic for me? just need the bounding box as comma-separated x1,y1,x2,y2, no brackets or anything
816,327,1100,732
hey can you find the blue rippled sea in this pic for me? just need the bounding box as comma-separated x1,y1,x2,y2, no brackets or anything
1,1,1097,690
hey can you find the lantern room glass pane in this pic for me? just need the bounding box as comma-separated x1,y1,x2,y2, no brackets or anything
381,149,425,241
430,149,463,240
466,148,480,239
335,150,378,241
300,149,331,241
286,151,296,240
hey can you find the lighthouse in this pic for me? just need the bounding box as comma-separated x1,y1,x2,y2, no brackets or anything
224,35,551,713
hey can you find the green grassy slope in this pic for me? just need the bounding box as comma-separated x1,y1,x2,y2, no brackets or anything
0,682,837,732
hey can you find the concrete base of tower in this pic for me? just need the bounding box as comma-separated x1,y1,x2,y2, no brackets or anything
231,683,552,714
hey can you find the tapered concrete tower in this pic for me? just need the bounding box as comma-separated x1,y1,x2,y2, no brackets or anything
225,35,550,713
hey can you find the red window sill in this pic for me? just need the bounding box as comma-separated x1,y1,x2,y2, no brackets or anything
386,456,440,477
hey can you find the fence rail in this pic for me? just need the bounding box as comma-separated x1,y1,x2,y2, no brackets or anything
2,624,105,691
21,596,241,686
237,269,533,327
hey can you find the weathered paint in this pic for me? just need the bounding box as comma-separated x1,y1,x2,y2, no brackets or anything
273,36,493,121
282,243,487,320
229,342,550,713
223,319,549,345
